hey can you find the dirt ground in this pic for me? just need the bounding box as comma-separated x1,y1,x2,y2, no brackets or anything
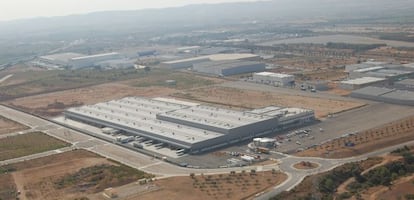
334,152,414,200
0,173,17,200
0,150,151,200
133,171,287,200
0,115,29,135
296,116,414,158
374,175,414,200
8,83,178,117
293,161,319,170
173,86,365,118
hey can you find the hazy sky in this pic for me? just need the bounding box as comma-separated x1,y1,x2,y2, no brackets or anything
0,0,259,21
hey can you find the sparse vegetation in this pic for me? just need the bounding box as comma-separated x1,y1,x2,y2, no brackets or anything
0,132,69,161
55,164,152,193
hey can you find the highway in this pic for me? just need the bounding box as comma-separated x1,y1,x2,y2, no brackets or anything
1,105,414,199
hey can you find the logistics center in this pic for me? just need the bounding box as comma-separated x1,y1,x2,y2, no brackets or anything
64,97,315,154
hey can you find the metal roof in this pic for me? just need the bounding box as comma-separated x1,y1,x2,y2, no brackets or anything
71,52,120,60
66,97,223,144
351,86,395,96
340,77,386,85
163,53,259,64
254,72,294,78
40,52,85,62
396,79,414,86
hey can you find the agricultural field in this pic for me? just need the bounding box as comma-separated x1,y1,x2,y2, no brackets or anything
296,116,414,158
0,115,29,135
135,170,287,200
0,150,152,200
173,86,364,118
0,132,69,161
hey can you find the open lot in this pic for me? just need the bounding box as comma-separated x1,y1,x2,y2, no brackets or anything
173,85,365,118
296,116,414,158
0,149,152,200
0,174,17,200
0,132,69,161
7,71,223,117
134,171,287,200
258,34,414,47
0,115,29,135
8,84,177,117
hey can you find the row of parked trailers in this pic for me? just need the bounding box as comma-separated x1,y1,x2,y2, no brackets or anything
102,127,188,156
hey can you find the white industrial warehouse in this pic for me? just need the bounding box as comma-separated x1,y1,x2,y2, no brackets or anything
252,72,295,87
161,53,261,69
33,52,125,69
64,97,315,154
193,60,266,76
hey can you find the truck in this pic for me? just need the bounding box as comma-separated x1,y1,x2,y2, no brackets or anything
116,136,135,143
133,142,144,149
256,147,270,154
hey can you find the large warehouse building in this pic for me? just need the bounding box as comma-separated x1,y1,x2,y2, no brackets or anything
70,52,122,69
339,77,387,90
64,97,315,154
33,52,124,69
252,72,295,87
350,86,414,106
193,60,266,76
161,53,261,69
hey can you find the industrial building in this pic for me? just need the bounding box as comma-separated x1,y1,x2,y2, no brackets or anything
345,61,387,72
340,77,387,90
161,53,261,69
193,60,266,76
394,79,414,91
64,97,315,154
252,72,295,87
348,65,414,80
96,59,135,69
350,86,414,106
70,52,122,69
33,52,124,69
33,52,86,69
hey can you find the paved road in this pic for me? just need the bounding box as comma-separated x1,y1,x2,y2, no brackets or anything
1,105,414,200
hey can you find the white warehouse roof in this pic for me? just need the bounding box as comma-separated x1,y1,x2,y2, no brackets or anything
254,72,294,78
340,77,386,85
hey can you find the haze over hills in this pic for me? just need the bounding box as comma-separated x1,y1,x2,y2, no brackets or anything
0,0,413,40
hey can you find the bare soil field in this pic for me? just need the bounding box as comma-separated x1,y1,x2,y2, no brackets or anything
0,115,29,135
0,150,152,200
296,116,414,158
134,171,287,200
8,83,178,117
374,175,414,200
0,132,69,161
0,174,17,200
7,71,222,117
173,86,364,118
